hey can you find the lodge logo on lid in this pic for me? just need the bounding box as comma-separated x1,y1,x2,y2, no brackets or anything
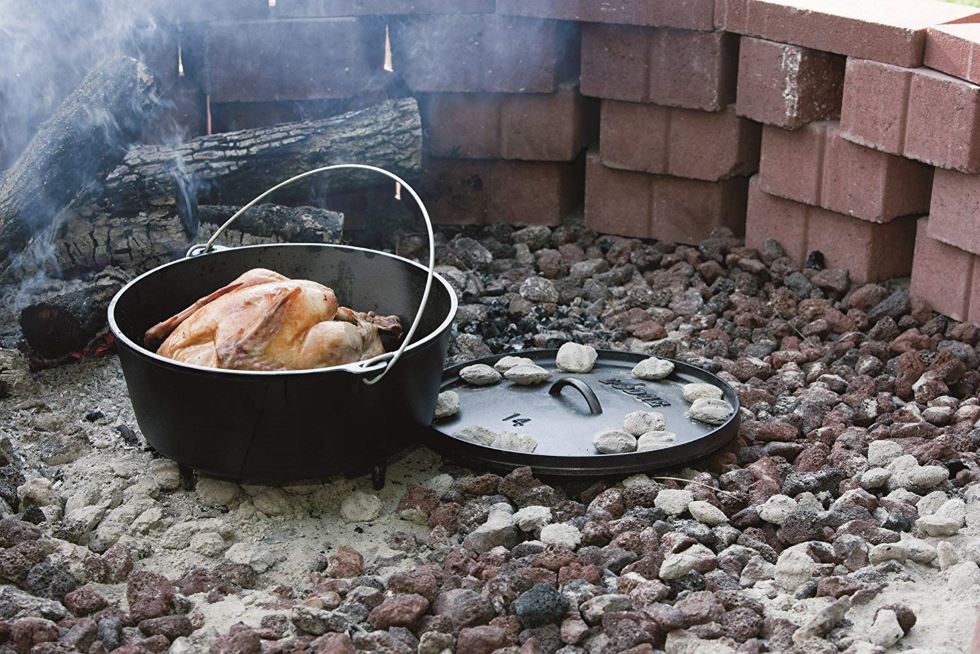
599,377,671,409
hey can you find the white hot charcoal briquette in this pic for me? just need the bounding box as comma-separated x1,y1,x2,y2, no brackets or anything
682,383,723,403
631,357,674,380
623,411,666,436
556,342,598,373
460,364,502,386
593,429,638,454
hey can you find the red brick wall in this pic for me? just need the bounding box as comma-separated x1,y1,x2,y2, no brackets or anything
5,0,980,322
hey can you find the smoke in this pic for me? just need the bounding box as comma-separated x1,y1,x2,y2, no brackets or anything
0,0,180,167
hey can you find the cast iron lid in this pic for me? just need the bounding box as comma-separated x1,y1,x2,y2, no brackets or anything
425,349,741,477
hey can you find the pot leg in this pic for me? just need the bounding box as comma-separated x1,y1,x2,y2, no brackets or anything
371,463,386,491
178,464,196,491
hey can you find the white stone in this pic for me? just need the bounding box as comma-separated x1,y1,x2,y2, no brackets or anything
774,543,818,591
688,500,728,526
494,356,535,373
916,498,966,536
249,487,292,516
908,465,949,489
505,364,551,385
593,429,637,454
868,609,904,649
867,440,903,467
513,506,552,532
454,426,497,447
947,561,980,593
340,491,382,522
916,490,949,516
903,538,937,564
556,343,598,373
225,542,280,573
623,411,666,436
636,431,677,452
660,553,699,580
758,495,797,525
434,391,460,420
654,489,694,516
147,459,182,491
190,531,228,557
425,474,455,495
196,478,240,507
631,357,675,381
859,468,891,491
460,364,502,386
936,541,959,570
869,543,908,564
682,383,724,403
490,432,538,454
17,478,60,508
540,523,582,550
688,398,734,425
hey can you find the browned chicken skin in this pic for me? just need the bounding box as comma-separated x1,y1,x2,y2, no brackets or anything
145,268,402,371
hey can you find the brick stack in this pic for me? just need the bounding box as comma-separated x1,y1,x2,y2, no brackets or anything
506,1,756,243
387,8,589,225
727,0,980,285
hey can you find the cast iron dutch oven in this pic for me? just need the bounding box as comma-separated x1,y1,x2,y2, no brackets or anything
108,165,458,484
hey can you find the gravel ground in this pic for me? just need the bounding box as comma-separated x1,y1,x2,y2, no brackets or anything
0,218,979,653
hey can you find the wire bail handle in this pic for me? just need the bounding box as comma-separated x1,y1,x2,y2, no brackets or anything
190,163,436,386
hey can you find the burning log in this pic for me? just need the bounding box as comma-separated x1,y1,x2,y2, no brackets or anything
6,98,420,279
0,56,160,273
18,268,129,360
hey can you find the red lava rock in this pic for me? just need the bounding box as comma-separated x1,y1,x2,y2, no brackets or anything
101,543,134,583
427,502,461,533
63,585,108,617
138,615,195,640
367,593,429,629
325,546,363,579
0,540,47,584
456,625,509,654
210,623,262,654
126,571,176,622
558,562,601,585
0,519,41,548
456,474,502,496
388,567,439,603
396,485,441,524
10,617,59,654
741,420,799,443
309,632,356,654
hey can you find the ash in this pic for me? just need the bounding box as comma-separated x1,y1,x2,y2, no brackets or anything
0,219,978,653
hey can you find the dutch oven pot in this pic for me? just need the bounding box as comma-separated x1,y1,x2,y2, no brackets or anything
108,165,458,484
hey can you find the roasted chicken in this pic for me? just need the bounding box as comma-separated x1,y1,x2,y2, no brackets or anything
145,268,402,371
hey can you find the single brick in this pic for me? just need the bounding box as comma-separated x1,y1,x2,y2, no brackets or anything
496,0,716,30
759,122,933,222
421,158,584,225
905,68,980,174
911,218,976,321
276,0,495,17
926,23,980,86
580,24,738,111
927,168,980,255
745,177,918,283
839,58,913,157
716,0,980,67
584,151,748,243
390,14,579,94
204,18,385,102
599,101,760,181
421,85,597,161
735,36,845,129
